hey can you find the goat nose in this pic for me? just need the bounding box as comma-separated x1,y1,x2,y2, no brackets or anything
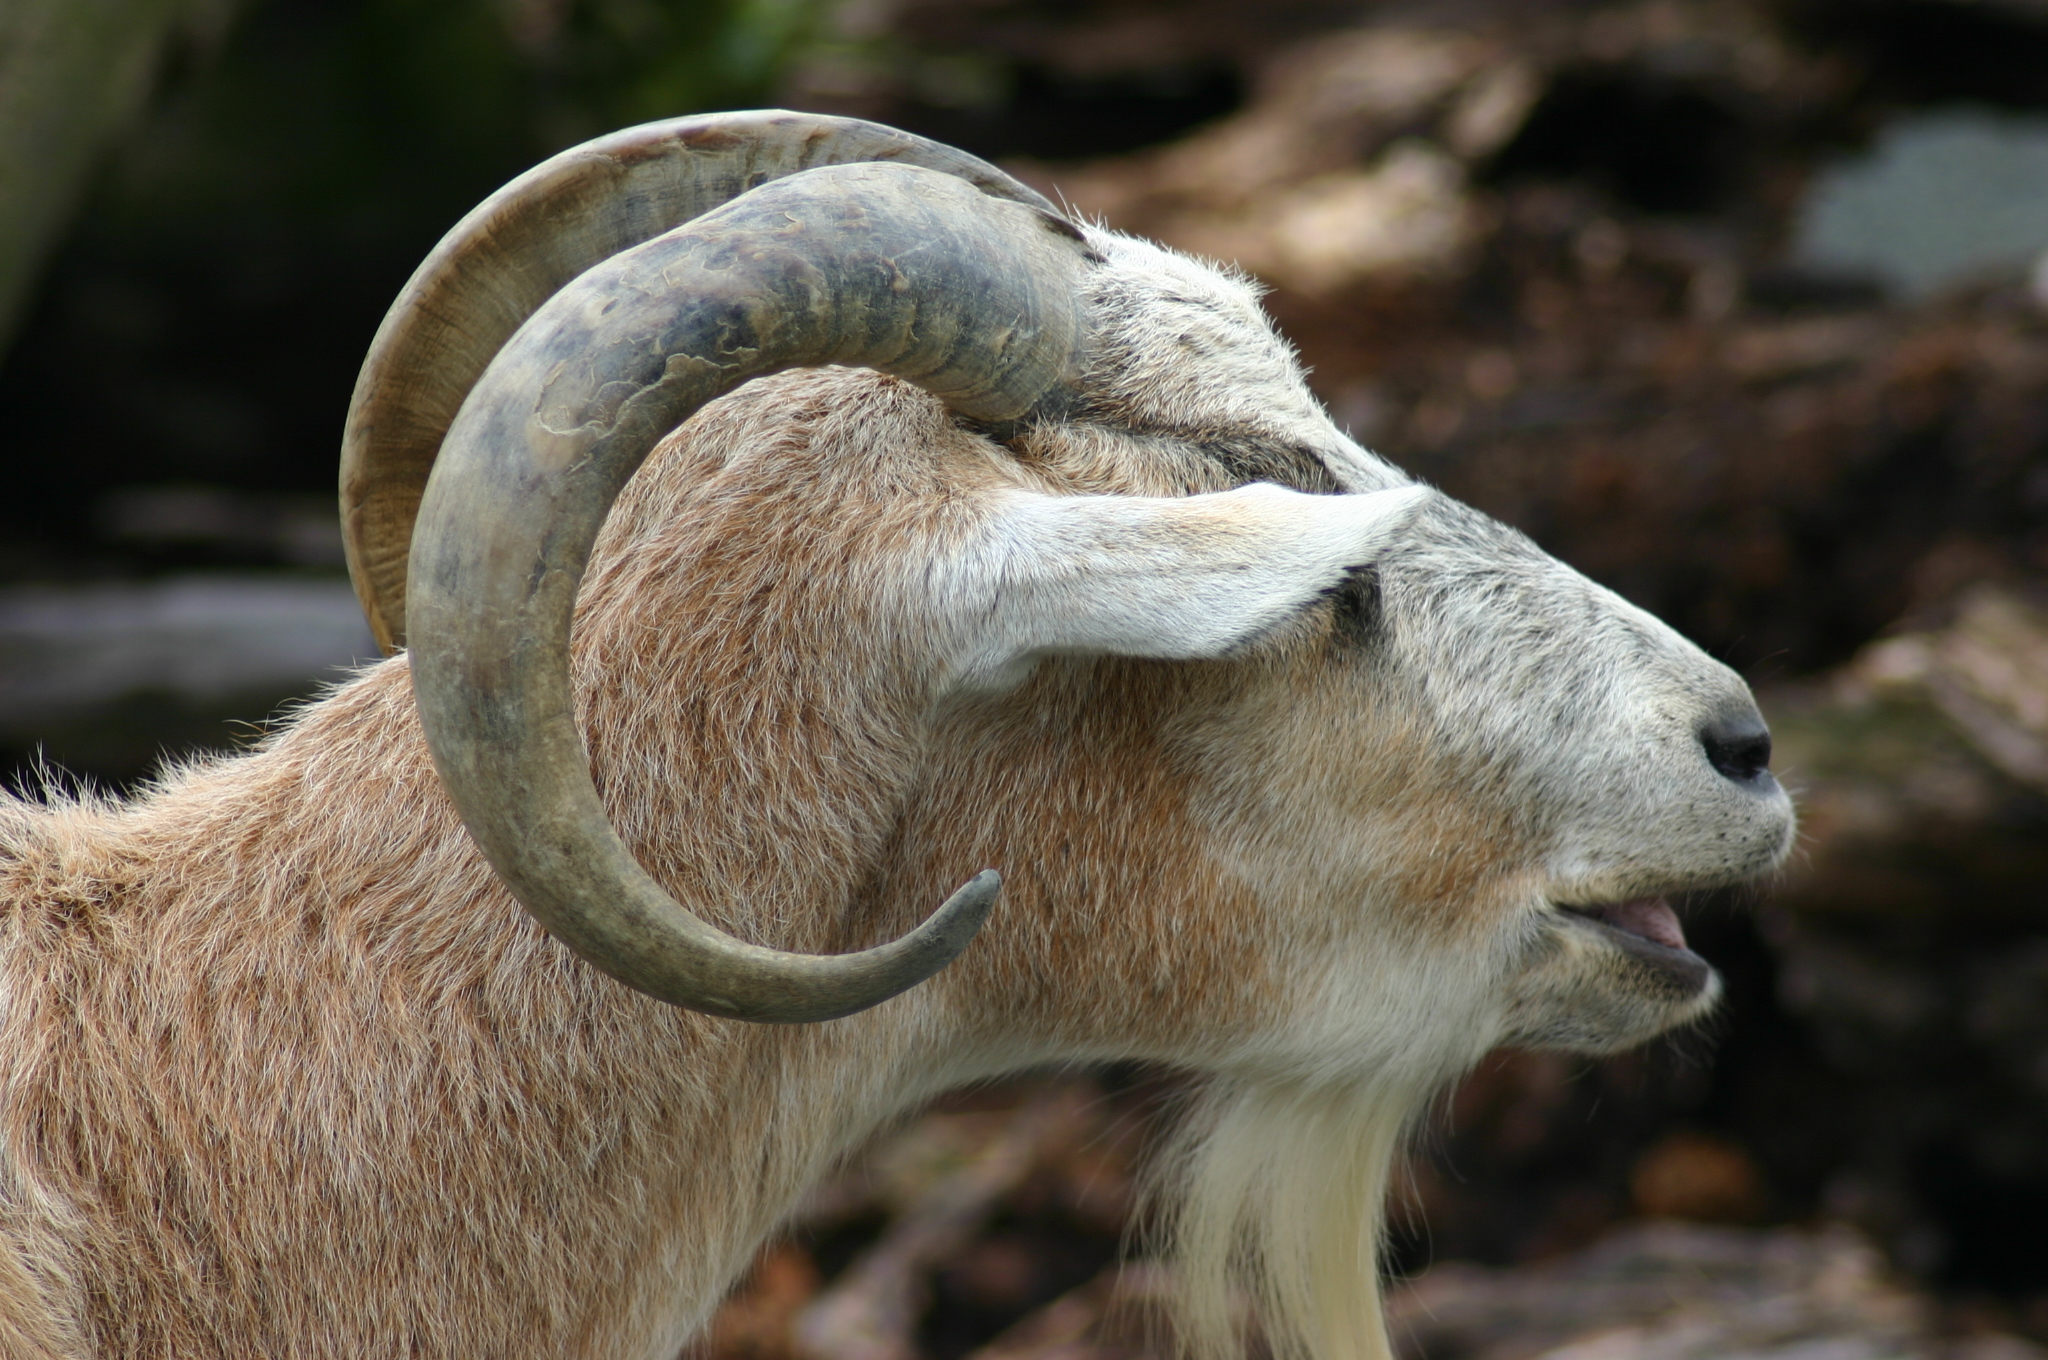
1699,711,1773,784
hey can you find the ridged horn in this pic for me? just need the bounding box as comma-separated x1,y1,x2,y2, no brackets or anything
407,161,1095,1022
342,110,1058,654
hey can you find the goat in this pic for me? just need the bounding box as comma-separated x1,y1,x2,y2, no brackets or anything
0,112,1794,1360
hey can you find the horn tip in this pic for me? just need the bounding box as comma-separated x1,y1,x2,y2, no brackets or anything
928,869,1003,950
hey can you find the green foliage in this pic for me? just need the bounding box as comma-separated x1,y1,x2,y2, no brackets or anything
0,0,831,552
89,0,830,268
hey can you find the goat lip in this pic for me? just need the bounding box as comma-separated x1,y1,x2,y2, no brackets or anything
1558,896,1689,952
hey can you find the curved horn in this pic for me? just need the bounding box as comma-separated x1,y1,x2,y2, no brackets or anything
342,110,1059,653
407,162,1095,1023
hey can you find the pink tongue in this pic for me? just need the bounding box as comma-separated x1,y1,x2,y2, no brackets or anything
1604,898,1687,950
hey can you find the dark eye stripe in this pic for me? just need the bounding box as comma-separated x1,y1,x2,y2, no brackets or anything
1197,439,1342,494
1328,564,1385,644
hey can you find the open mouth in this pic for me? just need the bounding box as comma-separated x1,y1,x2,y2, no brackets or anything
1556,896,1713,995
1560,897,1688,951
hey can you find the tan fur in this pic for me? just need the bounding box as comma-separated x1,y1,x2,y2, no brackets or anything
0,373,1296,1356
0,344,1786,1358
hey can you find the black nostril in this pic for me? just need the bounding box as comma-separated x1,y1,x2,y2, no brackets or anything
1700,715,1773,783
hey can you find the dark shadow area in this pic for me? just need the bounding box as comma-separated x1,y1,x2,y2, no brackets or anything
1920,1146,2048,1294
0,683,323,796
1485,67,1756,215
884,62,1243,163
921,1209,1123,1358
1789,0,2048,112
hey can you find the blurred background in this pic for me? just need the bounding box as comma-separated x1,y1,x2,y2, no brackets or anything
2,0,2046,1356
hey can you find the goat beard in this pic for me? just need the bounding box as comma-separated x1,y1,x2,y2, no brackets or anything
1145,1072,1432,1360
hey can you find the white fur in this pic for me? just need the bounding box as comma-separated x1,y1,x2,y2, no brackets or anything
939,483,1428,688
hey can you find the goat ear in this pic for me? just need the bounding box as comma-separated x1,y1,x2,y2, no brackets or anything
942,482,1428,688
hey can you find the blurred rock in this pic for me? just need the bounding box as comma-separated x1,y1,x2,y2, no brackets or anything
1756,586,2048,1289
700,1076,1153,1360
1841,587,2048,790
1388,1221,2028,1360
1253,140,1476,293
1792,110,2048,301
794,1090,1099,1360
1767,585,2048,923
961,1264,1177,1360
0,573,375,788
97,484,347,569
1029,24,1499,287
0,574,372,725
